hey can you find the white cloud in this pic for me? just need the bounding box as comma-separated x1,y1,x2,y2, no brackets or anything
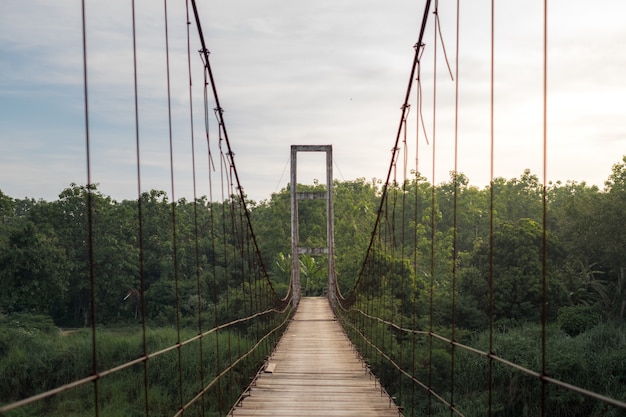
1,0,625,203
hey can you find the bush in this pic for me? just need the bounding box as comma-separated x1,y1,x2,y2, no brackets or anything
0,312,58,334
0,323,279,416
557,305,602,336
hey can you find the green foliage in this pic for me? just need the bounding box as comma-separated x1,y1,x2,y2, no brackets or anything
335,158,626,417
2,156,626,415
0,182,293,415
0,220,69,315
344,319,626,417
557,305,603,336
458,218,568,324
0,323,284,416
299,255,326,296
0,312,57,335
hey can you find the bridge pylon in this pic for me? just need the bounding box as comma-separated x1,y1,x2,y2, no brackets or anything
290,145,336,307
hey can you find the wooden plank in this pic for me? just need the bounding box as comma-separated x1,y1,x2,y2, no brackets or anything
230,297,401,416
264,362,277,373
297,247,329,255
296,191,327,200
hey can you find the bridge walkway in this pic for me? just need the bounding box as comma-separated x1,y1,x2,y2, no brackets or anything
229,297,401,416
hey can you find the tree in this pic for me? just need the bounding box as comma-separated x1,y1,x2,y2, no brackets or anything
272,252,292,296
250,190,291,289
491,169,544,224
0,220,69,315
299,255,325,296
602,156,626,320
437,172,489,253
0,189,14,224
333,178,380,293
459,218,567,324
46,184,140,324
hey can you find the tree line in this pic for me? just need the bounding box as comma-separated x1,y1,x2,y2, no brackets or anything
1,157,626,327
327,156,626,416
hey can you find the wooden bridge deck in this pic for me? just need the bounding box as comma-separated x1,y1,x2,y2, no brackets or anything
230,297,401,416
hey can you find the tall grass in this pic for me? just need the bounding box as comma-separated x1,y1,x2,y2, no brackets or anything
340,310,626,417
0,318,274,417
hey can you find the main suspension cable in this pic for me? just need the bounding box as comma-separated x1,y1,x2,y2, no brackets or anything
346,0,433,299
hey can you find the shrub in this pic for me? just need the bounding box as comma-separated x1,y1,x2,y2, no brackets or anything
557,305,602,336
0,312,58,334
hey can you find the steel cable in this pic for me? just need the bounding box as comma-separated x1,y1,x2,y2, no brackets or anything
82,0,100,414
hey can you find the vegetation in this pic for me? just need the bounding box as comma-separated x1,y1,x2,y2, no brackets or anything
1,156,626,415
0,186,289,415
0,314,274,417
334,157,626,416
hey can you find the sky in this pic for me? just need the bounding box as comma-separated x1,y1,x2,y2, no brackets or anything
1,0,625,203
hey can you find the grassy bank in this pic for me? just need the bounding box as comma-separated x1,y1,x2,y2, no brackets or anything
0,314,273,416
339,310,626,417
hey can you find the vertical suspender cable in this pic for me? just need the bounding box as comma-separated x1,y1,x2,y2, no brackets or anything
391,176,398,391
488,1,496,416
411,41,424,417
428,2,440,414
130,1,151,414
231,133,241,404
163,0,189,412
199,30,222,411
220,149,231,414
362,255,370,372
81,1,99,415
378,210,386,386
180,1,196,410
184,0,207,413
541,1,549,415
450,0,460,414
238,197,247,361
398,110,409,408
208,142,222,412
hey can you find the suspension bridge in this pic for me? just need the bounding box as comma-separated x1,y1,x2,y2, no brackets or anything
2,0,626,416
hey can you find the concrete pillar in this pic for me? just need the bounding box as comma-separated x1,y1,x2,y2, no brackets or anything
290,145,335,308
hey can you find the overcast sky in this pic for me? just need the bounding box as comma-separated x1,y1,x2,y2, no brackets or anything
1,0,625,203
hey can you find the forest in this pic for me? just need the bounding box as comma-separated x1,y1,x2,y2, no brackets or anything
1,156,625,415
